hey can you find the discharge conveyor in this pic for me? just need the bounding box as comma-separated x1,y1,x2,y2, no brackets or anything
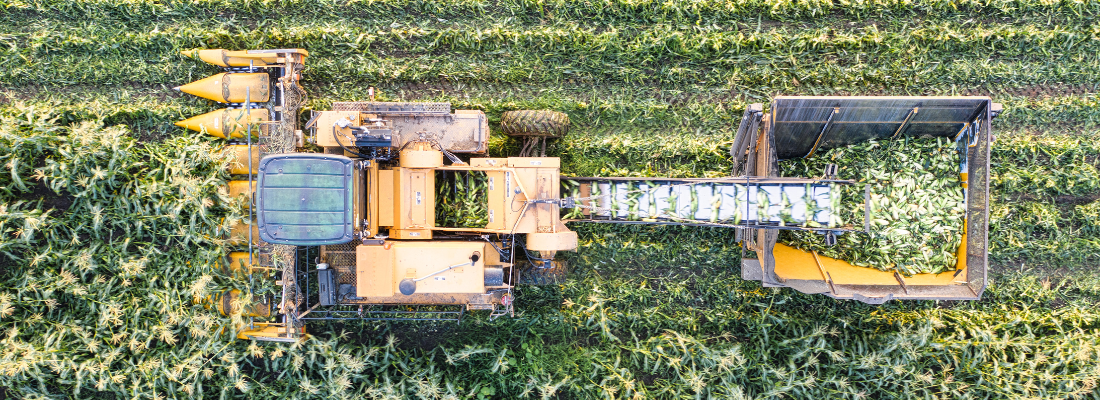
562,176,860,233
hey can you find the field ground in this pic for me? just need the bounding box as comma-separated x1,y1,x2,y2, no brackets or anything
1,1,1099,398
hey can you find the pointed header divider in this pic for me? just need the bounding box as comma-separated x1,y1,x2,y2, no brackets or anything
174,108,267,139
181,49,278,68
175,72,270,103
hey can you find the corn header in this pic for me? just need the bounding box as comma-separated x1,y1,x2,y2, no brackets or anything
175,49,999,341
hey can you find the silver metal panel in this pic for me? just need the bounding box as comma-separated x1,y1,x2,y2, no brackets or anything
332,101,451,115
770,96,991,159
329,102,488,153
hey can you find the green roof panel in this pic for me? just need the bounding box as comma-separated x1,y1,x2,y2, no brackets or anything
257,154,355,246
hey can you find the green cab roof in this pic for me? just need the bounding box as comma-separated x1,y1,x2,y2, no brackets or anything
257,153,355,246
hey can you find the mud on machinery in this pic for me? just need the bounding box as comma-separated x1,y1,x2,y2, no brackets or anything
176,49,999,341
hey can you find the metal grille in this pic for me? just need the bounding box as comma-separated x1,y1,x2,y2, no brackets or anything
323,239,360,285
333,101,451,115
563,177,857,233
257,86,301,157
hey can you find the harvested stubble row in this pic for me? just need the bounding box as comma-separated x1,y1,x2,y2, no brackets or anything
779,137,966,275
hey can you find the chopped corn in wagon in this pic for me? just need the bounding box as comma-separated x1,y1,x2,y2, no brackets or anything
780,137,967,276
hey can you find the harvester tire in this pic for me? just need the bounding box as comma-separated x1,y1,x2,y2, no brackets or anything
500,110,570,137
518,260,568,285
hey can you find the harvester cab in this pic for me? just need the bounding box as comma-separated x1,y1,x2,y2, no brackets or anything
176,49,998,342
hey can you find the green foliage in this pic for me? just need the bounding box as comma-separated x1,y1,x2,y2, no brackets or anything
993,131,1100,197
2,0,1100,398
436,171,489,228
0,111,243,397
5,7,1100,91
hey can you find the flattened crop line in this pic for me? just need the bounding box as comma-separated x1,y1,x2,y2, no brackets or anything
4,91,1097,174
4,0,500,26
5,91,1099,180
992,94,1100,127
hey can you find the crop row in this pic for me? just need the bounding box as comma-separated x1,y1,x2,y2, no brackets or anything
990,199,1100,267
14,20,1100,59
4,82,1099,135
4,94,1096,268
7,0,1100,26
4,20,1100,89
4,90,1098,199
994,132,1100,198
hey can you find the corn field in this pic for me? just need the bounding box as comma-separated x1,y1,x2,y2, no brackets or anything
2,0,1100,398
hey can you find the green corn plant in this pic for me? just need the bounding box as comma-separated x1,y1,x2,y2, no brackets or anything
436,171,489,228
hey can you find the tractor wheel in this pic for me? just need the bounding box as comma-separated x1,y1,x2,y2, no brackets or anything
500,110,570,138
518,260,568,286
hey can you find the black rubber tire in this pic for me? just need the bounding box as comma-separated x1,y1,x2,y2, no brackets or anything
500,110,570,137
518,260,568,285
